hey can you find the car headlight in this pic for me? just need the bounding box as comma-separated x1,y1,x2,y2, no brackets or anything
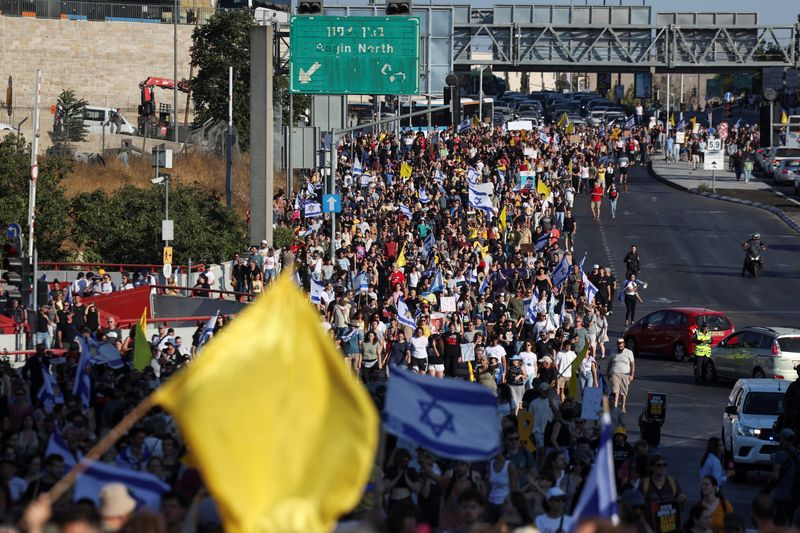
737,424,757,437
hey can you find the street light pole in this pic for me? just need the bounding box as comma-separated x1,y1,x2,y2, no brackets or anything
173,0,179,143
479,66,486,124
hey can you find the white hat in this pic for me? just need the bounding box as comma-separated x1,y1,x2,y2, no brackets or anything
546,487,566,500
99,482,136,518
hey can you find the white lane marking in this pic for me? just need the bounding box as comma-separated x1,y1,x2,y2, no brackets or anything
597,219,617,275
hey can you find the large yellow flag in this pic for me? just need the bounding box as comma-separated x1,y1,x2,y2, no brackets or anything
400,162,413,179
498,206,508,233
568,344,590,400
689,116,697,129
132,308,151,371
537,179,551,197
396,245,407,268
565,121,574,135
669,113,675,127
781,111,788,124
557,112,569,128
152,275,379,533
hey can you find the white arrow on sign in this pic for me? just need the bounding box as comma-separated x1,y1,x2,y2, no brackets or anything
299,62,322,84
326,196,337,211
381,63,392,75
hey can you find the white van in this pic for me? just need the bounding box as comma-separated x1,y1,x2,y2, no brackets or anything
83,106,137,135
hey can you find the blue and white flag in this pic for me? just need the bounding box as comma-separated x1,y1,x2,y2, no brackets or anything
38,364,64,414
422,233,435,262
352,156,363,176
570,412,619,528
458,119,471,133
625,115,635,129
467,167,480,185
341,328,359,342
551,255,571,288
304,201,322,218
539,130,550,144
418,187,431,204
734,117,742,129
383,367,502,461
74,460,170,511
73,337,93,411
309,278,326,304
675,119,687,131
85,336,124,369
582,272,599,304
468,268,478,285
429,269,445,293
45,427,78,468
354,272,369,293
469,186,494,217
478,276,489,295
534,231,550,252
598,123,606,138
197,311,219,350
396,298,417,329
434,169,445,183
399,204,413,219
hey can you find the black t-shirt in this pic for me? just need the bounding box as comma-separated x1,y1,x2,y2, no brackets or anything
58,321,76,346
390,341,410,365
442,332,462,359
563,216,576,233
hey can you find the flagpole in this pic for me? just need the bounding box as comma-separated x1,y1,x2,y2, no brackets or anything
42,395,156,504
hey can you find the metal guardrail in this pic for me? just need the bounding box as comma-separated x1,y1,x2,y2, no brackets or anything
0,0,216,24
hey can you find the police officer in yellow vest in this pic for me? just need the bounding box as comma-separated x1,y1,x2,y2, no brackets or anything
693,323,713,384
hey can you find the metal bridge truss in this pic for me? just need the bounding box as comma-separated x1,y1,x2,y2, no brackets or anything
452,23,800,71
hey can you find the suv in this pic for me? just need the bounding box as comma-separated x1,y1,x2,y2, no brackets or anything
764,147,800,178
722,378,787,480
623,307,734,361
710,327,800,381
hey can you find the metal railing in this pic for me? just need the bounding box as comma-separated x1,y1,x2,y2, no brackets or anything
0,0,216,24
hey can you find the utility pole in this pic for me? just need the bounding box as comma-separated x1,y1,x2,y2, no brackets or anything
173,0,179,143
226,66,233,209
665,73,670,159
27,69,41,262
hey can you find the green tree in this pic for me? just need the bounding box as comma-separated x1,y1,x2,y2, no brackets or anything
190,10,253,150
0,134,71,261
53,89,88,147
69,184,247,265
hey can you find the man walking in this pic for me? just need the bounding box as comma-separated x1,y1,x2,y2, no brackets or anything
609,338,636,413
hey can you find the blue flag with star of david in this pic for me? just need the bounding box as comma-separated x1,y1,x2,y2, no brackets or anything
382,367,501,461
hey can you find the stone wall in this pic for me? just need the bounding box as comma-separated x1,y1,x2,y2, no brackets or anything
0,16,194,125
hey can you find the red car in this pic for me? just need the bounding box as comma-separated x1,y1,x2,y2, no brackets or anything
623,307,734,361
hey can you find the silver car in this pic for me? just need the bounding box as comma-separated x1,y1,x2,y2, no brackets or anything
710,326,800,381
773,158,800,185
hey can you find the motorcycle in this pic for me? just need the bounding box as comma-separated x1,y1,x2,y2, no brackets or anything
744,247,762,278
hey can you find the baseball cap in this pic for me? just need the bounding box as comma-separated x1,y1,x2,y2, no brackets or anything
614,426,628,438
546,487,566,500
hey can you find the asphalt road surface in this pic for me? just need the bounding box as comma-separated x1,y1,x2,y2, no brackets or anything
572,164,800,515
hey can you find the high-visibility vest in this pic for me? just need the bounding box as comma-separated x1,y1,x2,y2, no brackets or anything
694,330,712,357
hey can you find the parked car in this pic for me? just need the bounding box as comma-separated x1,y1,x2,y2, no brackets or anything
83,106,137,135
623,307,734,361
773,158,800,185
763,147,800,178
710,327,800,381
722,378,787,480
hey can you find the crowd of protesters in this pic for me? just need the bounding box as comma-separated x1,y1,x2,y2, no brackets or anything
1,112,799,533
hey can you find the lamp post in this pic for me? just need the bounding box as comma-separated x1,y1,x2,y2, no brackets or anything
478,66,488,124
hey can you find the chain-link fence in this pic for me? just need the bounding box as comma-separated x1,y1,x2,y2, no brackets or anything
0,0,215,24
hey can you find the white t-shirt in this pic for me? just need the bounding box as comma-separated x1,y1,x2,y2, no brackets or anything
536,513,574,533
519,351,537,377
485,344,507,363
411,336,429,360
555,350,577,378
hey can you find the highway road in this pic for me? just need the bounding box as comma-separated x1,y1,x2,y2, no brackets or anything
572,164,800,515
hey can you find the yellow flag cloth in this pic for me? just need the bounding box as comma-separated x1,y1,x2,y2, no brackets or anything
781,111,788,124
132,308,151,371
568,343,590,400
400,162,413,179
690,116,697,128
669,113,675,127
498,207,507,233
565,121,574,135
537,179,551,197
152,275,379,533
557,112,568,128
468,361,475,382
396,245,407,268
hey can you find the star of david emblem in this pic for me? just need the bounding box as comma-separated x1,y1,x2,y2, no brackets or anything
418,398,455,438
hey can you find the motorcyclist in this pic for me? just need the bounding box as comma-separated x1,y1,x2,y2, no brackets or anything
693,323,713,384
741,233,766,276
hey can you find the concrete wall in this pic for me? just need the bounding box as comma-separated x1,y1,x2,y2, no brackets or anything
0,16,194,125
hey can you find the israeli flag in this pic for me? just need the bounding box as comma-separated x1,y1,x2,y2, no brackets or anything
399,204,413,219
534,231,550,252
497,169,506,181
419,187,431,204
396,297,417,329
74,460,170,511
429,269,445,293
468,268,478,285
73,337,93,411
525,289,540,323
434,169,445,183
539,131,550,144
352,156,363,176
467,167,480,185
422,233,435,262
582,272,599,304
341,328,359,342
478,276,489,295
734,117,741,129
570,412,619,527
675,119,687,131
309,277,325,304
45,427,79,468
625,115,635,129
551,255,571,288
354,272,369,293
384,367,501,461
598,123,606,138
304,201,322,218
197,311,219,350
86,337,124,369
469,186,494,216
458,119,471,133
38,364,64,414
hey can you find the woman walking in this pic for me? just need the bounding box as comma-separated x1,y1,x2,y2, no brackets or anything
623,275,643,326
607,182,620,219
699,437,731,487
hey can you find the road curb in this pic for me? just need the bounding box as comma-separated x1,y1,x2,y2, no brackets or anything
647,162,800,235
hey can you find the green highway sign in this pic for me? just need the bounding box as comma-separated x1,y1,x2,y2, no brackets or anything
289,16,420,95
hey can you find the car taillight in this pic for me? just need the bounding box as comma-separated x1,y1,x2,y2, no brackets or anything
772,340,781,356
775,375,785,380
784,170,790,174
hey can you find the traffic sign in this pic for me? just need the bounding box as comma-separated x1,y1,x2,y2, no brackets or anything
6,223,21,240
322,194,341,213
706,127,716,138
163,246,173,265
289,16,420,95
163,263,173,279
718,121,729,141
707,138,722,151
704,147,724,171
723,91,734,103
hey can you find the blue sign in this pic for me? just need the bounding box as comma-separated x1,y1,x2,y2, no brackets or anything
724,92,734,103
6,223,21,240
322,194,341,214
706,127,716,137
